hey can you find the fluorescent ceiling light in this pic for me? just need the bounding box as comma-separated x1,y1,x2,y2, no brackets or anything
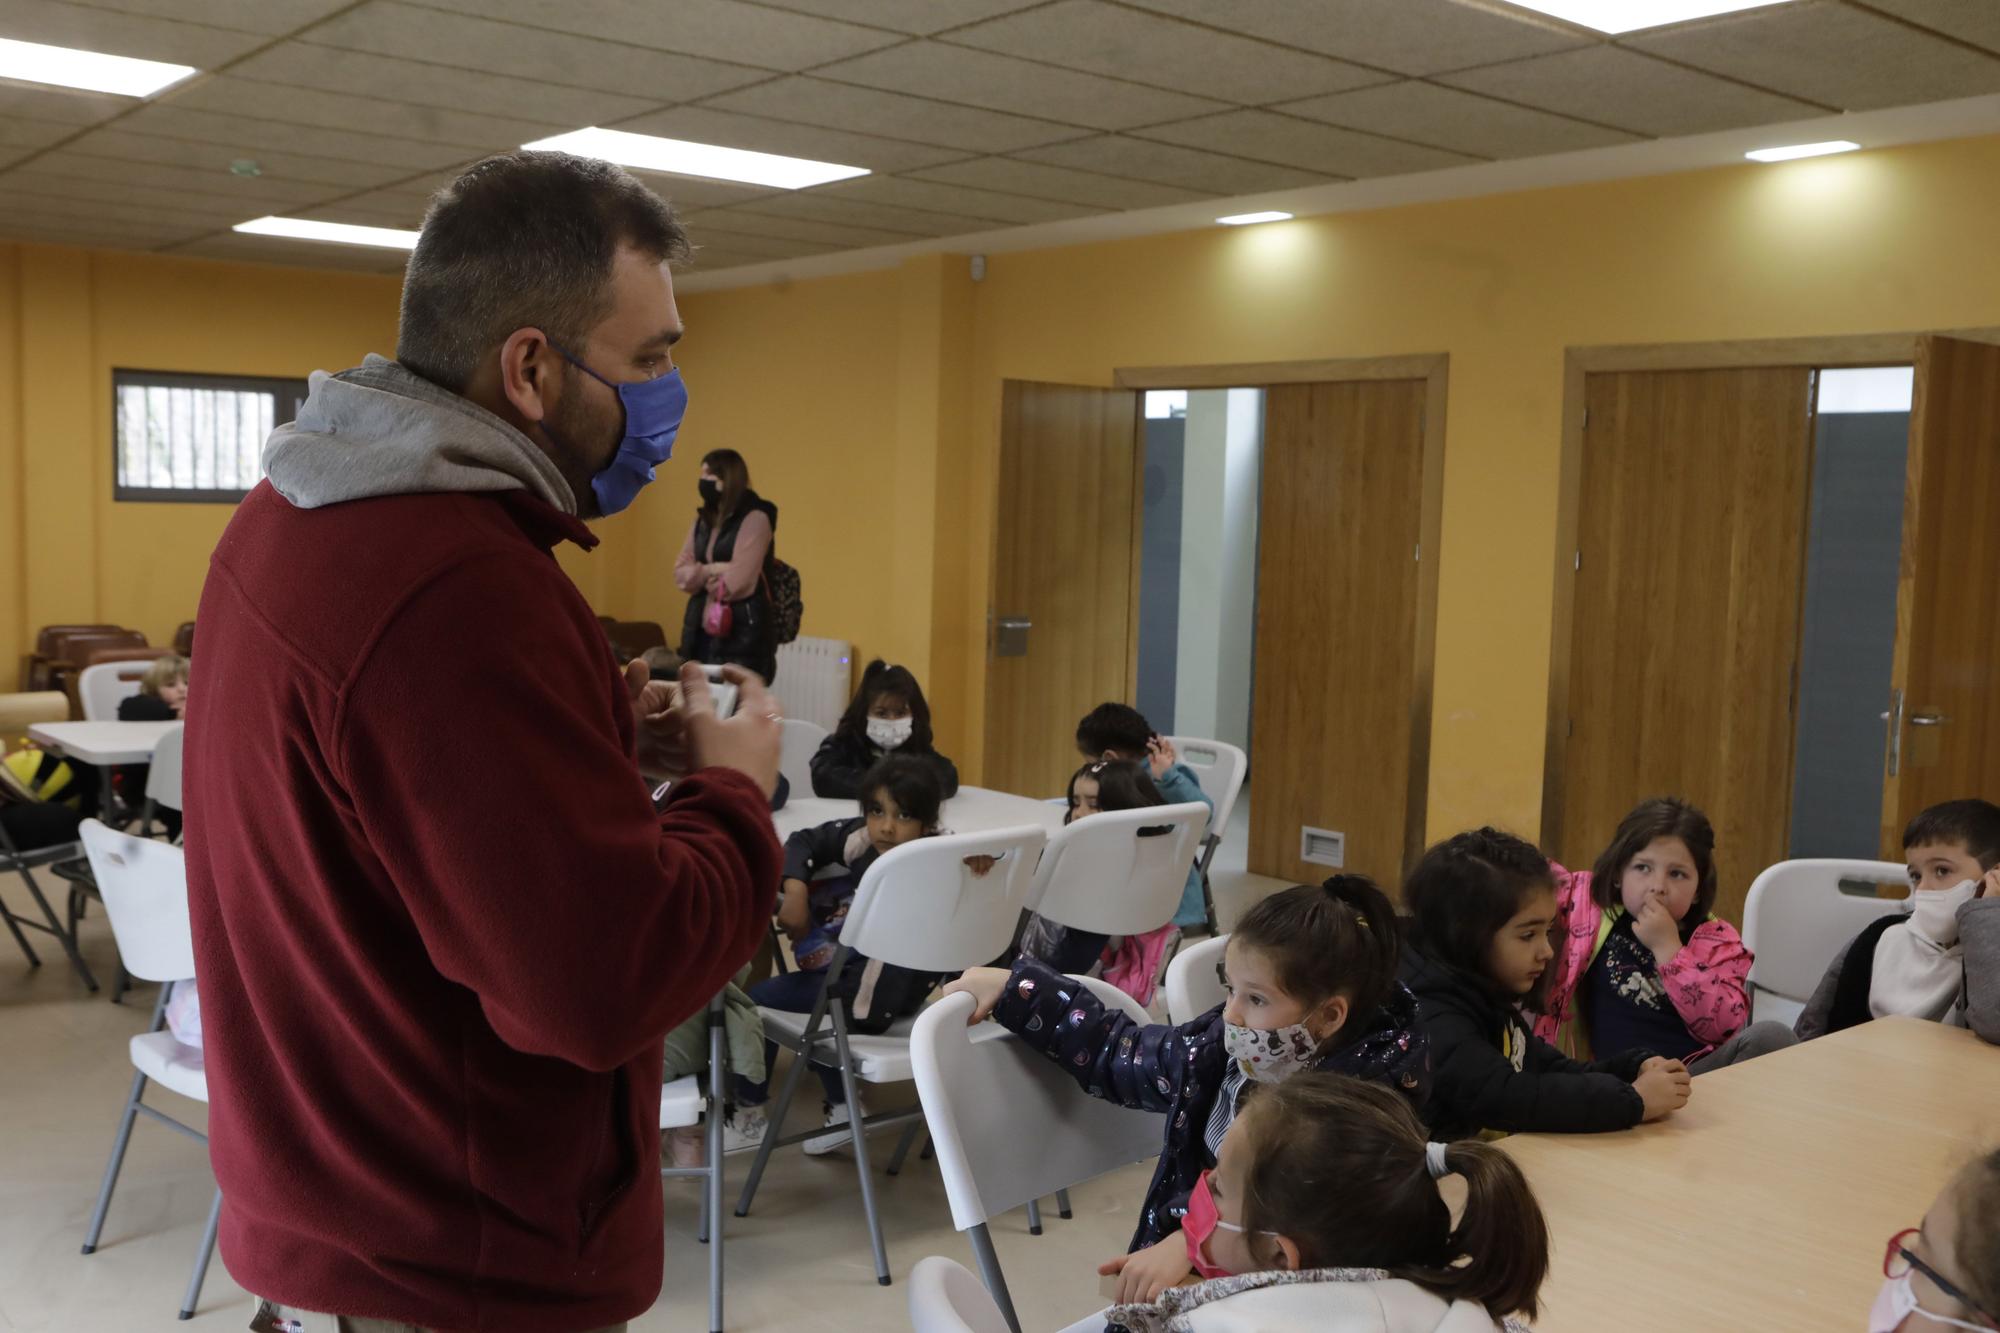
1217,211,1293,226
234,216,421,250
522,127,868,190
1500,1,1793,34
1745,139,1861,163
0,35,195,97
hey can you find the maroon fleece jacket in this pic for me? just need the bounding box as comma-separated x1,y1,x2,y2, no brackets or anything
184,482,779,1331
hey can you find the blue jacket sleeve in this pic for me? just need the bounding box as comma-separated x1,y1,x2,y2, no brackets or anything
993,957,1189,1113
1154,764,1212,813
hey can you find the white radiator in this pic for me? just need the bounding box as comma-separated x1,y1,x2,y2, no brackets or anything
774,636,853,731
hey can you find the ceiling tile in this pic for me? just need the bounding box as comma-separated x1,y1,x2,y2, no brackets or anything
620,169,789,212
163,77,562,152
1013,135,1328,194
294,199,428,228
0,0,263,66
0,211,208,249
26,147,338,206
0,120,84,152
165,233,413,273
1627,1,2000,111
58,127,411,188
416,0,905,70
814,174,1099,223
1278,80,1638,158
1439,45,1822,137
0,186,228,232
682,208,932,247
811,41,1231,130
684,228,844,259
51,0,354,35
746,0,1044,35
702,76,1085,153
612,106,969,174
724,191,1004,236
229,42,663,126
0,166,321,221
303,2,766,101
944,0,1390,105
0,83,133,128
117,104,476,171
909,157,1211,208
1861,0,2000,55
1117,0,1590,76
1134,110,1475,177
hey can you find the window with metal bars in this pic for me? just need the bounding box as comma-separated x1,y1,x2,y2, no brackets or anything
112,368,308,502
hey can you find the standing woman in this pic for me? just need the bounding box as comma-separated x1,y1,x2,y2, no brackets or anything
676,448,779,683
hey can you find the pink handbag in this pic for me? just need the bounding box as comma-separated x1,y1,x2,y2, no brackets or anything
702,596,733,638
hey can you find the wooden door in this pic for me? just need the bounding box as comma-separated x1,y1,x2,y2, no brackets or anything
1557,368,1815,924
984,380,1141,798
1249,379,1430,888
1881,335,2000,848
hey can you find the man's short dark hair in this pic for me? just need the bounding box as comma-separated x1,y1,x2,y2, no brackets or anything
1904,798,2000,870
397,152,691,391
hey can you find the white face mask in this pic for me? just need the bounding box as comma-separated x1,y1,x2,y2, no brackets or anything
1909,879,1980,947
1871,1271,1991,1332
866,716,914,751
1222,1020,1322,1085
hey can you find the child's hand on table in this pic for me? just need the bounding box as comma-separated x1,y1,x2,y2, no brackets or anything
1099,1233,1195,1305
1635,1056,1692,1121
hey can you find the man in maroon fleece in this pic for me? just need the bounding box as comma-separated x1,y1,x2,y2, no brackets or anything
184,153,782,1332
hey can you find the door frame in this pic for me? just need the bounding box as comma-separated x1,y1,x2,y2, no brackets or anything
1537,329,2000,855
1113,354,1449,873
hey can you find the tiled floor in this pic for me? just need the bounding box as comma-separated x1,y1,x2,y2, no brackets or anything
0,797,1281,1333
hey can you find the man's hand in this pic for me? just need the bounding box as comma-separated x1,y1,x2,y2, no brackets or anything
626,659,688,783
1099,1233,1196,1305
678,663,781,797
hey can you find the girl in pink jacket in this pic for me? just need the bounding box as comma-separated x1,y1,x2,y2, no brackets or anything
1536,798,1795,1073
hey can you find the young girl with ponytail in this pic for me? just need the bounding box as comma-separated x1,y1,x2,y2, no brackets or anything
944,877,1430,1303
1101,1072,1549,1332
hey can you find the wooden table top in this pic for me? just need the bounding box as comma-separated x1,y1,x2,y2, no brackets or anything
1500,1018,2000,1332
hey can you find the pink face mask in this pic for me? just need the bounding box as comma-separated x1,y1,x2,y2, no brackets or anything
1182,1170,1249,1280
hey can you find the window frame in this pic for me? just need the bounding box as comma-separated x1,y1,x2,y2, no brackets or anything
111,368,308,504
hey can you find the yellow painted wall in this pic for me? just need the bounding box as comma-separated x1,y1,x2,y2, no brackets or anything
15,131,2000,844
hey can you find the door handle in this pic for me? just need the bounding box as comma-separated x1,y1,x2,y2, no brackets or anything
1908,711,1949,727
994,617,1032,658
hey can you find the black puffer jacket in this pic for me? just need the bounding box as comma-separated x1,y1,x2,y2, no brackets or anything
808,731,959,801
1399,943,1649,1141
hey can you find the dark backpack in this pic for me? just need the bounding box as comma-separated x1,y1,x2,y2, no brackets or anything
764,555,803,645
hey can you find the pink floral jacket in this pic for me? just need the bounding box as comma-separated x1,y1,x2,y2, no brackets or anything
1534,866,1754,1061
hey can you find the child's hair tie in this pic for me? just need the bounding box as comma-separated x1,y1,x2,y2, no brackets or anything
1425,1141,1452,1180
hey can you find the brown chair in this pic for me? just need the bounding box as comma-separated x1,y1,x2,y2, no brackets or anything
605,620,669,663
23,624,122,691
172,622,195,657
42,632,149,716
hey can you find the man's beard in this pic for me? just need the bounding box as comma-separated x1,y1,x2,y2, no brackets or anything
544,383,620,517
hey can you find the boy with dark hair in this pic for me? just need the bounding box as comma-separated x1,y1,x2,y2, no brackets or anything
1796,798,2000,1044
1075,702,1215,931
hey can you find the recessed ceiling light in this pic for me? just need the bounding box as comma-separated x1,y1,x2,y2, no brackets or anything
1499,1,1793,34
1745,140,1861,163
522,127,869,190
0,35,195,97
233,216,421,250
1217,211,1293,226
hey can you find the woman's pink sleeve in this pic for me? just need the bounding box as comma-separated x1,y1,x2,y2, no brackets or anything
673,521,705,594
713,512,771,601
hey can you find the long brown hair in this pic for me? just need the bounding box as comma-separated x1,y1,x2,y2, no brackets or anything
1236,1073,1551,1320
699,447,751,527
1587,797,1717,936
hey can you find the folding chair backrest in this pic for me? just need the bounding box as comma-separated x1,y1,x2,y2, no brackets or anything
1165,736,1247,837
146,723,186,813
779,718,828,797
914,987,1166,1234
839,825,1049,973
1027,802,1209,937
78,661,151,722
907,1256,1012,1333
79,819,193,983
1742,858,1907,1010
1164,932,1229,1026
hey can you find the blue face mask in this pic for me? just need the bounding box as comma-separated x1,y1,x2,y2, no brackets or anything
547,341,688,516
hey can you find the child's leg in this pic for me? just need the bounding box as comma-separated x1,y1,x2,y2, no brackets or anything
1688,1020,1798,1074
744,970,850,1105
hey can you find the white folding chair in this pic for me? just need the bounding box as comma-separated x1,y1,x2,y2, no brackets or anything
913,986,1167,1333
75,819,220,1322
779,719,828,799
908,1255,1014,1333
735,824,1050,1287
1165,738,1246,935
138,722,184,837
1029,802,1209,939
77,661,151,722
1742,858,1908,1027
1163,932,1230,1026
659,992,730,1333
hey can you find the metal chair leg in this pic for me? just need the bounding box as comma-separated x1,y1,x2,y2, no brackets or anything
82,1068,149,1253
1,892,39,966
177,1187,222,1319
735,1029,816,1218
885,1121,922,1176
1026,1197,1043,1235
830,1010,891,1286
967,1222,1023,1333
16,864,96,989
1056,1188,1073,1220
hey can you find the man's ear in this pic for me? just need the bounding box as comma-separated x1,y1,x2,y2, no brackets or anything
498,327,560,424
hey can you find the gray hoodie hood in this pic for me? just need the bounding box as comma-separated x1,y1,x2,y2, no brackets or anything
262,354,575,514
